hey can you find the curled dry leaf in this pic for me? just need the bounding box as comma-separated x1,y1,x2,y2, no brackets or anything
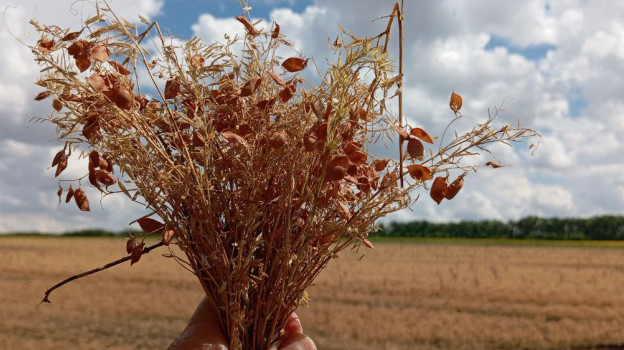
271,22,280,39
407,139,425,160
450,92,462,114
162,228,175,245
73,188,90,211
281,57,308,73
65,185,75,203
392,125,409,142
445,174,465,200
164,79,181,99
137,217,165,234
409,128,434,144
130,242,145,265
57,187,63,204
406,164,433,181
430,176,448,205
235,16,260,36
37,39,56,53
91,45,109,62
62,31,81,41
485,161,502,168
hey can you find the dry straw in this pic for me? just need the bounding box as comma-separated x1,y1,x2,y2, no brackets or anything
30,1,537,348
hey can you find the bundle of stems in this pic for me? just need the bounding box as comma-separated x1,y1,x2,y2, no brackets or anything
30,1,537,349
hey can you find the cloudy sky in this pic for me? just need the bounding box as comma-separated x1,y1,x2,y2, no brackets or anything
0,0,622,233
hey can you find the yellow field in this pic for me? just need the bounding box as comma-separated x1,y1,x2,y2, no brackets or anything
1,237,624,350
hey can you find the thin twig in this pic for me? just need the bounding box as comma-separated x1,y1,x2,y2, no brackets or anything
39,241,165,305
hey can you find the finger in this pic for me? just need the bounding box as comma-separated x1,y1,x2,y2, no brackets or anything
168,296,228,350
278,333,317,350
283,312,303,334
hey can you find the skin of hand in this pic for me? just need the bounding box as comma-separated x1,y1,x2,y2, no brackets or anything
168,297,317,350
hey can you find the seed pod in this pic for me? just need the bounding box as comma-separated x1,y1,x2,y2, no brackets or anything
130,242,145,265
450,92,462,113
51,150,65,167
55,155,68,177
303,133,318,151
98,157,109,170
406,164,433,181
89,151,99,168
164,79,180,99
326,155,349,182
91,45,109,62
430,177,448,205
73,188,90,211
240,77,262,97
268,131,287,149
137,217,165,234
373,159,389,172
282,57,308,72
95,170,116,186
65,185,75,203
407,139,425,160
126,236,137,254
52,99,63,111
162,229,175,246
445,174,465,200
114,86,134,110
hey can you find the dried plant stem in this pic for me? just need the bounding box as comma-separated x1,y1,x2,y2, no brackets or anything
398,1,404,187
40,241,165,304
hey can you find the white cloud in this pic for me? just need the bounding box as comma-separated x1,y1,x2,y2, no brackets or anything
3,0,624,232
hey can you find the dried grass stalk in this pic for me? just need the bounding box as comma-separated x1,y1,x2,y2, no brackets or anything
30,1,538,349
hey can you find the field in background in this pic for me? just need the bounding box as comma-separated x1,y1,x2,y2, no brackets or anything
1,237,624,349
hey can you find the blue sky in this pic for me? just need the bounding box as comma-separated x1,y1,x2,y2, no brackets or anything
1,0,624,232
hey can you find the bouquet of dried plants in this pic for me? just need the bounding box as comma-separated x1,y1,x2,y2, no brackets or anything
30,1,537,349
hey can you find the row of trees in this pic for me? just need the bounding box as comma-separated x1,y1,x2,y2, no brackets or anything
378,215,624,240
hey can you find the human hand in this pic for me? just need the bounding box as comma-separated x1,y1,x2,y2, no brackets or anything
168,297,316,350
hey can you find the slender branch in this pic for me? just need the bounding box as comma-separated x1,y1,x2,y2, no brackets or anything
398,1,404,187
39,241,165,305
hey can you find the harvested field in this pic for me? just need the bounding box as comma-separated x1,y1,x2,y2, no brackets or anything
1,236,624,349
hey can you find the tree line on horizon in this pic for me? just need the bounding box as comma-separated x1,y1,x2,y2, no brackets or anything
378,215,624,240
5,215,624,240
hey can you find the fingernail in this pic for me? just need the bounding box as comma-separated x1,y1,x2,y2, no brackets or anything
284,316,302,334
